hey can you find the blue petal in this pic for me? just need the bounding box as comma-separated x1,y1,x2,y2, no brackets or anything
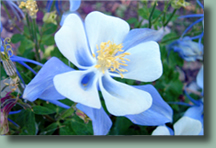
181,18,203,38
6,1,25,21
46,0,53,12
44,100,70,109
55,1,61,15
122,28,165,51
69,0,81,11
9,110,22,115
0,22,2,33
11,55,43,67
125,84,173,126
184,103,203,125
16,67,26,87
76,104,112,135
196,65,203,89
196,0,204,9
23,57,73,102
16,61,37,74
179,14,204,19
8,118,19,127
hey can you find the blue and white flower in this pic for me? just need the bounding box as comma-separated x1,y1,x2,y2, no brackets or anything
23,57,172,135
152,102,203,135
53,11,163,116
168,36,203,62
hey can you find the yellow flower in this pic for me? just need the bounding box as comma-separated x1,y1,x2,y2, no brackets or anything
43,11,57,25
171,0,190,9
19,0,38,18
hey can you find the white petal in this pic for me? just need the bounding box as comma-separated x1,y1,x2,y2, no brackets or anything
55,14,95,69
111,41,162,82
99,74,152,116
53,70,101,109
152,126,171,135
85,11,130,55
174,116,202,135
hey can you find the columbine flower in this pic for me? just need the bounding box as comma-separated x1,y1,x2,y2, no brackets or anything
179,0,204,50
168,36,203,61
169,0,204,61
53,11,163,116
152,102,203,135
23,57,172,135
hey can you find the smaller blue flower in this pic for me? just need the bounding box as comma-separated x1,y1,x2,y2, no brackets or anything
168,36,203,62
152,102,203,135
179,0,204,51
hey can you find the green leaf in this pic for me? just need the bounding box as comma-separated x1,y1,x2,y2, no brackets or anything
41,35,55,46
69,116,93,135
32,106,56,115
17,109,36,135
127,18,138,25
58,107,75,119
39,122,59,135
18,38,34,54
110,117,133,135
11,34,25,43
42,23,58,35
59,120,76,135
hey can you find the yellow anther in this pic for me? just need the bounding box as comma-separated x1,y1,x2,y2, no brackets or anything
19,0,38,18
94,40,130,78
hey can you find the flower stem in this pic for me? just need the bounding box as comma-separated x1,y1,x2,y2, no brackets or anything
32,19,41,62
163,9,177,27
148,1,157,28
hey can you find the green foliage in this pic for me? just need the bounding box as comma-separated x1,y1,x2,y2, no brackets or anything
16,109,37,135
32,106,56,115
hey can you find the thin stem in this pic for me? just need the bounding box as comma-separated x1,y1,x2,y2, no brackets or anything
162,1,169,25
25,14,34,41
148,1,157,28
163,9,177,27
152,11,163,25
2,3,12,20
32,19,41,62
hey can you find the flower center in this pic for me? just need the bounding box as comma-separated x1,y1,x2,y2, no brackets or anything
93,41,130,78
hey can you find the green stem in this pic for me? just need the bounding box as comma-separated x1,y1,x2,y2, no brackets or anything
152,11,163,25
25,14,34,41
32,19,41,62
162,1,169,25
2,3,12,20
163,9,177,27
148,2,157,28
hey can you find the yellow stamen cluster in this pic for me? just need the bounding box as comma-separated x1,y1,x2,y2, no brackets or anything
19,0,38,18
94,41,130,78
